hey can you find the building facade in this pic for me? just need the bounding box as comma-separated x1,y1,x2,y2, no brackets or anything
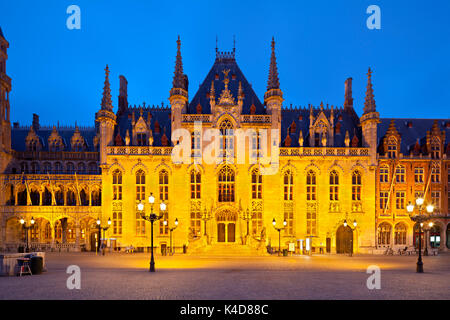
0,29,448,255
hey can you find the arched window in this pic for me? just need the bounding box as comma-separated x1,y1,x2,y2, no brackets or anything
218,165,235,202
91,188,101,206
42,187,52,206
112,170,122,200
352,171,362,201
379,165,389,183
159,170,169,201
306,170,316,201
395,165,405,183
80,189,88,206
219,120,234,157
394,223,407,245
66,188,76,206
54,162,62,174
329,170,339,201
252,169,262,199
387,137,397,158
67,162,75,174
284,170,293,201
190,170,201,199
135,169,145,201
377,223,391,245
77,162,86,174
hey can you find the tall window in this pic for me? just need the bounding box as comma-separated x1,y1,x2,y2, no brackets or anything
251,130,261,158
252,206,263,236
352,171,362,201
306,204,316,235
137,133,147,146
113,210,122,235
306,170,316,201
252,169,262,199
160,209,168,235
159,170,169,201
112,170,122,200
191,131,201,156
329,171,339,201
135,170,145,201
431,191,440,209
431,165,440,183
190,205,201,238
218,165,235,202
380,191,389,210
283,170,293,201
219,120,234,157
430,138,440,159
284,203,294,235
394,223,407,245
379,166,389,183
190,170,201,199
395,191,405,210
387,137,397,158
377,223,391,245
414,167,424,183
395,165,405,183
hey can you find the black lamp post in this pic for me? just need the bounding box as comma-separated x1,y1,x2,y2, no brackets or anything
20,217,35,252
272,218,287,256
343,219,357,257
165,218,178,255
406,197,434,273
138,192,166,272
241,208,251,237
96,217,112,256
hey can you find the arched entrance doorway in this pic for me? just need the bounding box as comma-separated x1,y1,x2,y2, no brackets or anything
216,209,237,243
336,225,353,254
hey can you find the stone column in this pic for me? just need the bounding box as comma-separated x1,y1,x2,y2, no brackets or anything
89,189,92,206
39,191,43,206
75,221,81,252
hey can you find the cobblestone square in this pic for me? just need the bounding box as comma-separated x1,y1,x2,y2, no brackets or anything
1,252,449,300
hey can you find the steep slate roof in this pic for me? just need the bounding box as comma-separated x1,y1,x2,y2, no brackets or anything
115,106,172,146
280,107,361,147
187,52,265,115
11,126,97,152
377,118,450,154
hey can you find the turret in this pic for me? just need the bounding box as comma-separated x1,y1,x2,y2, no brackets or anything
360,67,380,166
264,37,283,144
95,65,117,165
169,36,188,134
0,27,11,154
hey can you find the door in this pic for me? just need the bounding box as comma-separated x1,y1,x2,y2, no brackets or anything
326,238,331,253
336,225,353,254
218,223,226,242
227,223,235,243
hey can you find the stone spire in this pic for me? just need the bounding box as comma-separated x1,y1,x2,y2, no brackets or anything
267,37,280,91
172,35,185,91
101,65,113,111
363,67,376,114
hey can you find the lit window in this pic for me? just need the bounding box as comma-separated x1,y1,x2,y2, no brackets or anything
431,165,440,183
379,166,389,183
329,170,339,201
112,170,122,200
218,165,235,202
395,191,405,209
380,191,389,210
135,170,145,201
252,169,262,199
306,170,316,201
414,167,424,183
190,170,201,199
394,223,407,245
352,171,362,201
395,165,405,183
159,170,169,201
377,223,391,245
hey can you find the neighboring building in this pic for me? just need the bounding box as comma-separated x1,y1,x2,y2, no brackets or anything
0,28,448,254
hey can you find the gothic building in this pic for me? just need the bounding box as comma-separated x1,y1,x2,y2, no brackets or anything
0,28,448,255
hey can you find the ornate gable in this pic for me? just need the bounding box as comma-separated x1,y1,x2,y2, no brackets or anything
48,126,64,152
71,126,86,151
25,126,42,151
382,120,401,157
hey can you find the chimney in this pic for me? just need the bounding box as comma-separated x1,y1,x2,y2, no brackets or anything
344,78,353,112
118,75,128,116
32,114,40,131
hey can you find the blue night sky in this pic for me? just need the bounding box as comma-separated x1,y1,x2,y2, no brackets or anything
0,0,449,127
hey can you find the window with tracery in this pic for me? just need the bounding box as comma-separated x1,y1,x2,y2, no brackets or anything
190,170,201,199
252,169,262,199
306,170,316,201
112,170,122,201
218,165,235,202
329,170,339,201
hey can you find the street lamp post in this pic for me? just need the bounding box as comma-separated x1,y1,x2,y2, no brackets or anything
96,217,112,256
20,217,35,252
164,218,178,255
406,197,434,273
272,218,287,256
201,207,212,237
137,192,166,272
343,219,357,257
241,208,251,237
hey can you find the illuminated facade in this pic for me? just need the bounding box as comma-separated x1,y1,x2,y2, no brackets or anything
0,29,448,255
